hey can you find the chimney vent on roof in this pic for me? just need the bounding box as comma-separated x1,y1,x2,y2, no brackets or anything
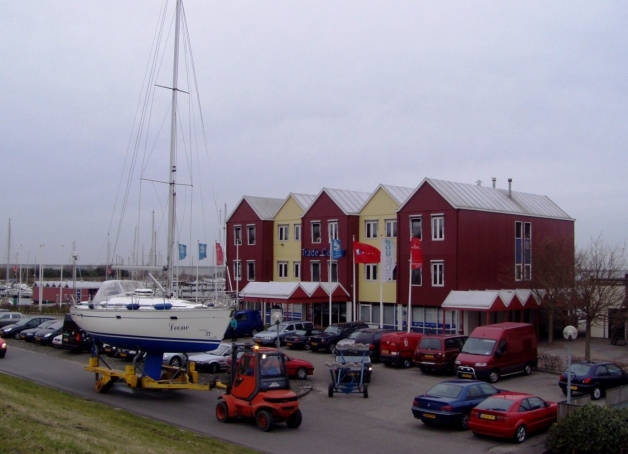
476,180,482,186
508,178,513,197
492,177,496,188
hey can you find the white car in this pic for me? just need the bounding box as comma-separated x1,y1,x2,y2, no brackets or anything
52,334,63,349
163,343,231,373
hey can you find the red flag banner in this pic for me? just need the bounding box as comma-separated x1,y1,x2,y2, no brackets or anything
410,237,423,269
353,241,381,264
215,242,225,266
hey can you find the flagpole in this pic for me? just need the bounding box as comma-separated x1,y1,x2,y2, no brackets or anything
196,240,199,304
328,235,332,326
379,262,383,329
352,235,356,323
408,234,412,333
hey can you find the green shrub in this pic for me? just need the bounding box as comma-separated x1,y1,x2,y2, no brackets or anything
546,404,628,454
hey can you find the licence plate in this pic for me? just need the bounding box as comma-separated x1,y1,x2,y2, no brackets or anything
311,342,318,346
381,349,389,354
63,335,69,342
286,342,292,346
424,354,434,359
570,385,578,390
480,413,496,420
423,413,436,419
461,373,473,379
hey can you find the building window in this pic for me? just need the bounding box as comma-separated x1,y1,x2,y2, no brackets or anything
234,260,241,281
278,261,288,278
365,220,378,239
234,226,242,246
431,261,444,287
311,222,321,243
293,262,301,279
278,225,289,241
385,219,397,238
431,215,444,241
365,264,378,281
410,217,422,240
411,268,422,286
328,221,338,240
311,261,321,282
524,222,532,280
330,262,338,282
247,261,255,281
247,225,256,245
294,224,301,241
515,221,522,281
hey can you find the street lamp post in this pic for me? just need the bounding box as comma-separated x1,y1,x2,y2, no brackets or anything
563,325,578,404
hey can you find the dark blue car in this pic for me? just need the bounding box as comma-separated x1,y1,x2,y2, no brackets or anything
558,361,628,400
412,379,500,430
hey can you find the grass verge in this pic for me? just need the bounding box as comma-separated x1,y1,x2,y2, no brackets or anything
0,372,257,454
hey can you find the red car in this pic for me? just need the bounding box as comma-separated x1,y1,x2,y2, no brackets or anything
469,392,557,443
226,347,314,380
0,334,6,358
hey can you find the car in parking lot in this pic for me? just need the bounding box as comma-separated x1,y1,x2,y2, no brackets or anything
411,379,501,430
19,320,57,342
0,334,6,358
34,320,64,345
163,343,231,373
353,328,398,362
0,311,26,328
61,313,95,352
284,328,322,350
253,321,314,347
558,360,628,400
469,392,557,443
414,334,468,373
309,321,369,353
1,316,57,339
52,334,63,349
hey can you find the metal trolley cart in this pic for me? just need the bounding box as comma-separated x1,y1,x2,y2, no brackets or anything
325,343,370,398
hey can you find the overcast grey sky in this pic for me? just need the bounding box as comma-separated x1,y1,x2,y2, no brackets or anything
1,1,627,266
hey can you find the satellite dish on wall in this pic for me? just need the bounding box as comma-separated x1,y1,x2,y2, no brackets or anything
271,311,283,325
563,325,578,341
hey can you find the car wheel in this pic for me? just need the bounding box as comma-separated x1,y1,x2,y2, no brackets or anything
208,362,220,374
523,363,532,376
592,386,602,400
402,359,412,368
363,385,369,399
13,333,20,340
296,367,308,380
256,410,274,432
169,356,182,368
328,383,334,398
215,401,229,422
488,370,500,383
286,409,302,429
304,340,311,350
515,425,527,443
459,413,470,430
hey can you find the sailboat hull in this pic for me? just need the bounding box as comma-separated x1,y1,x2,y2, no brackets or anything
71,305,232,353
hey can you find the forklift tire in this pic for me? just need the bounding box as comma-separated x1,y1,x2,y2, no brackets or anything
215,401,230,423
286,409,303,429
256,410,274,432
328,383,334,398
363,385,369,399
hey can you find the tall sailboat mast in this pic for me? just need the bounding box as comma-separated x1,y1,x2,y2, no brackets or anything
166,0,182,297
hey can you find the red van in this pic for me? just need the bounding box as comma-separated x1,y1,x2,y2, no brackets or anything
380,332,424,368
413,334,468,373
455,323,537,383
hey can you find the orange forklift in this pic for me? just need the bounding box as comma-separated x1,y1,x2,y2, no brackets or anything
215,343,303,432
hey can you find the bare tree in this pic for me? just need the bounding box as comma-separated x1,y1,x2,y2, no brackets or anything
530,238,574,344
571,236,627,360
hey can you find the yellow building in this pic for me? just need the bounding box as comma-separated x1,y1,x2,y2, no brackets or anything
357,185,413,328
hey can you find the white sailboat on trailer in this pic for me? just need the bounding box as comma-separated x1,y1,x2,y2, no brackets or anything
70,0,232,379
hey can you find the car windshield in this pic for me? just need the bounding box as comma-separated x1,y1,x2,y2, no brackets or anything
419,338,442,349
14,318,33,327
475,397,515,412
461,338,496,356
260,354,285,377
49,321,63,330
293,330,308,336
37,320,56,329
211,344,231,356
426,383,463,399
348,331,362,339
324,326,342,334
565,363,593,376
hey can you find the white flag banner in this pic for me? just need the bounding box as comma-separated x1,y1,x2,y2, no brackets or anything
381,238,396,282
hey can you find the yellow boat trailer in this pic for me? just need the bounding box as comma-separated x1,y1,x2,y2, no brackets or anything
85,356,227,394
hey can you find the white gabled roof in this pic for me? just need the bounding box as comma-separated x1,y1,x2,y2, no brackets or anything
306,188,370,216
360,184,414,211
291,193,316,211
401,178,573,221
239,282,301,299
441,289,542,310
227,195,284,222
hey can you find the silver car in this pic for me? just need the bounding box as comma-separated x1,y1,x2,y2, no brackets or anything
253,321,315,347
162,343,231,373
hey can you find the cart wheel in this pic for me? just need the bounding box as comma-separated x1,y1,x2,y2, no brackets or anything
363,385,369,398
328,383,334,398
215,401,230,423
286,408,302,429
256,410,274,432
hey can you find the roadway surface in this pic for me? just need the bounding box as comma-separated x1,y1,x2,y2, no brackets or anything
0,339,567,454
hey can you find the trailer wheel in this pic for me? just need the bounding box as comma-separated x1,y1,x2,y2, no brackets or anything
286,408,302,429
256,410,274,432
328,383,334,398
215,401,230,423
363,385,369,398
